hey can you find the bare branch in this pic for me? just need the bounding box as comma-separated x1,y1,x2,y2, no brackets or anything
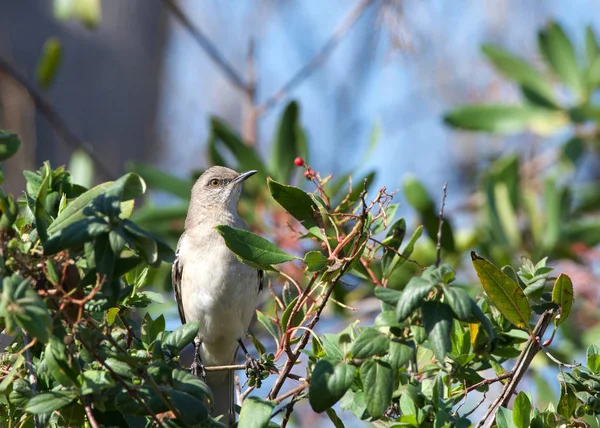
162,0,246,91
255,0,376,116
0,58,114,179
84,398,100,428
477,310,555,428
435,182,448,268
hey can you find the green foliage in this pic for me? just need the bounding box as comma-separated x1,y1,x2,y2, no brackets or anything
0,135,212,427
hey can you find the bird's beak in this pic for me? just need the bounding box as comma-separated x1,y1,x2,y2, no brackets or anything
233,170,258,184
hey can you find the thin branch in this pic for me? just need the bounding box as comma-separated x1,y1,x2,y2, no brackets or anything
204,363,246,372
242,39,257,146
255,0,376,115
84,399,100,428
162,0,246,90
273,382,308,405
0,57,114,179
477,310,554,428
435,182,448,268
22,334,40,428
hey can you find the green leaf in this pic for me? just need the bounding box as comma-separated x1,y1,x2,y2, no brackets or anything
48,173,146,235
303,251,328,272
422,301,453,363
381,217,406,272
374,287,402,307
34,167,51,242
3,275,53,343
396,277,434,322
350,328,390,359
122,220,159,264
538,21,584,99
496,407,516,428
163,321,200,352
280,296,305,331
444,105,561,134
25,391,76,414
68,149,95,188
36,37,62,89
127,162,192,199
385,341,413,370
209,118,265,173
557,385,577,419
142,313,165,347
45,336,80,387
325,408,345,428
481,44,556,105
551,274,573,325
471,252,531,329
587,345,600,374
0,132,21,161
268,178,319,229
81,369,115,395
442,286,474,321
586,26,600,63
360,359,393,419
513,392,532,428
384,225,423,277
172,368,213,403
215,225,298,269
168,390,209,425
238,396,275,428
309,359,356,413
270,101,306,182
256,311,279,346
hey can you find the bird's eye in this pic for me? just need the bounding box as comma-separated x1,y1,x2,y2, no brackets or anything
209,178,220,187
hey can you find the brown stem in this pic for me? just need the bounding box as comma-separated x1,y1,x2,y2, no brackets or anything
242,39,257,146
255,0,376,115
161,0,246,91
477,310,554,428
84,399,100,428
0,57,114,179
435,182,448,268
273,382,308,405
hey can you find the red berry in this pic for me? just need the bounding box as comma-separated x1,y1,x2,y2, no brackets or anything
294,157,304,167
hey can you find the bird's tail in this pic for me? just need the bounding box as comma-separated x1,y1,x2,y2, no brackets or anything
206,369,235,426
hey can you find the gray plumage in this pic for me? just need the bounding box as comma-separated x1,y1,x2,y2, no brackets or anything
172,166,262,426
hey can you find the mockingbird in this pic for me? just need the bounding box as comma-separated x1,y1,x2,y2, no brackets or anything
172,166,263,425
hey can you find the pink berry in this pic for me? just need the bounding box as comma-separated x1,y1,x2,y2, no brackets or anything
294,157,304,167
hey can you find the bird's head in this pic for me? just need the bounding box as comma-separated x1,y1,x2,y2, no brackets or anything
190,166,257,212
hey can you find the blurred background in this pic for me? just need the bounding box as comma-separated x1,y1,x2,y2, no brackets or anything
1,0,600,426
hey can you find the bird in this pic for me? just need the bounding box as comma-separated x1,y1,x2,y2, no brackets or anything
172,166,263,425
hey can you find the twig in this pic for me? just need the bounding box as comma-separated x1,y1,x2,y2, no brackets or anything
273,382,308,404
204,364,246,372
0,57,114,179
435,182,448,268
22,334,40,428
161,0,246,90
477,310,554,428
255,0,376,115
242,39,257,146
84,398,100,428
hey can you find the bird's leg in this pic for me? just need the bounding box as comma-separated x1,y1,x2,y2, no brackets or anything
191,337,206,378
238,338,262,377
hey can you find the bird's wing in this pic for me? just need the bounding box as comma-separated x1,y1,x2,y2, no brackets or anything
258,269,264,293
172,233,186,325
